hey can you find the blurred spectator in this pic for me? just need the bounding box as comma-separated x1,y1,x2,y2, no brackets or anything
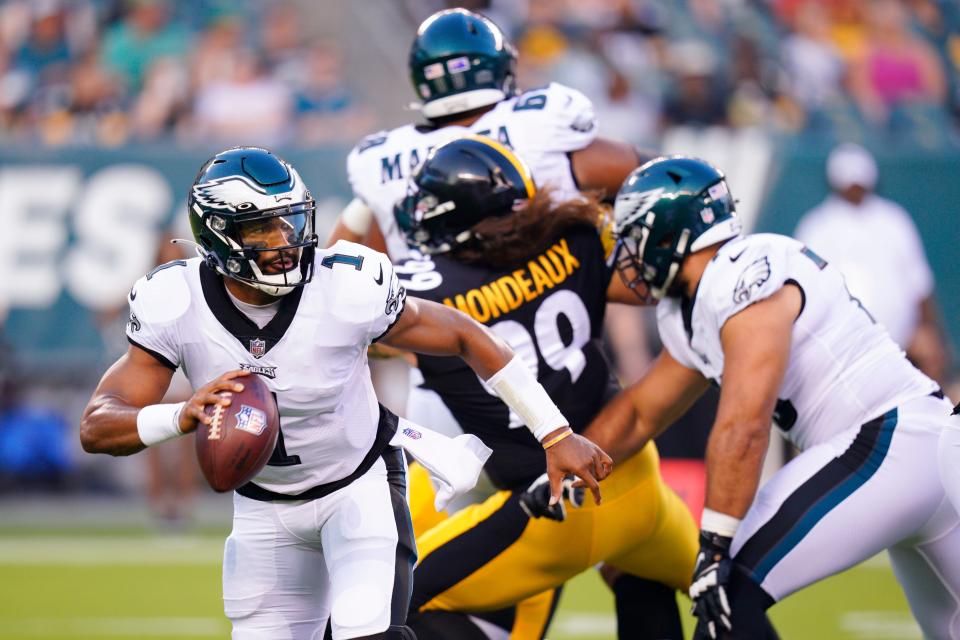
192,48,293,145
13,1,72,74
848,0,947,123
781,2,846,111
100,0,190,94
294,42,376,145
661,39,727,127
794,143,950,383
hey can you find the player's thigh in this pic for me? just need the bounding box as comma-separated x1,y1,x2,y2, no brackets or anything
732,409,943,601
224,494,329,640
888,504,960,640
414,490,591,613
322,451,415,640
938,424,960,516
604,477,699,591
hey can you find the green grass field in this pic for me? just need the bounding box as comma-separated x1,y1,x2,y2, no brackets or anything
0,530,920,640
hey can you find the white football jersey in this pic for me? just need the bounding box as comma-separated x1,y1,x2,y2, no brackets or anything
125,240,406,495
347,82,599,259
657,233,938,451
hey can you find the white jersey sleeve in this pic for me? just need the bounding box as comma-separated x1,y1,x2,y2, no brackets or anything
508,82,598,154
125,260,194,369
701,237,792,331
321,240,407,344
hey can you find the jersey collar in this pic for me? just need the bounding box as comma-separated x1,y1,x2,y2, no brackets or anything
199,263,304,358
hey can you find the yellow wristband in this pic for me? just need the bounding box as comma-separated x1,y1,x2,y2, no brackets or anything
542,428,574,450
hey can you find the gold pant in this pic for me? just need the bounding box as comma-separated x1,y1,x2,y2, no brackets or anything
408,443,698,637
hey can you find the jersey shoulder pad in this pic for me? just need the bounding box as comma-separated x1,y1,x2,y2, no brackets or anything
701,234,794,327
503,83,598,154
353,130,390,155
346,124,422,192
128,258,195,326
317,241,404,332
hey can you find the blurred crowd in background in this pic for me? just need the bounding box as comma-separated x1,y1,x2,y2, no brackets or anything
1,0,959,148
0,0,376,146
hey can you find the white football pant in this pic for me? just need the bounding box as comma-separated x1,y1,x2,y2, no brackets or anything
222,451,415,640
731,394,960,639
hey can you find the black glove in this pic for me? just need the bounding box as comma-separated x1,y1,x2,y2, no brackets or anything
518,472,584,521
690,531,733,639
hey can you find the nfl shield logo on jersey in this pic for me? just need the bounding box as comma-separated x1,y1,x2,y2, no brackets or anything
249,338,266,358
235,405,267,436
402,427,422,440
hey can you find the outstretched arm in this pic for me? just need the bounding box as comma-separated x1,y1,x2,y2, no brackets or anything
571,137,651,199
581,348,710,464
380,297,613,503
707,285,801,519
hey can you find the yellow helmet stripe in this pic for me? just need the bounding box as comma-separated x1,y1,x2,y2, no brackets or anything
464,135,536,198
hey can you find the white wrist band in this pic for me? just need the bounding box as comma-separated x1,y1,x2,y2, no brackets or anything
136,402,186,447
340,198,374,236
486,355,568,441
701,508,742,538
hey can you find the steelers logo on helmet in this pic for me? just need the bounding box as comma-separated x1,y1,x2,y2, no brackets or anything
188,147,319,297
613,156,741,302
395,135,535,255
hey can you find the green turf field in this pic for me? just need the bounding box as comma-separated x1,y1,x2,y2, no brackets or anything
0,531,920,640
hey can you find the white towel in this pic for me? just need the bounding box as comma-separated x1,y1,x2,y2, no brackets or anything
390,417,492,511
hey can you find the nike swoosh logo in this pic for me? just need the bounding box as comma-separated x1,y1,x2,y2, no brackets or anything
729,249,746,262
374,264,384,286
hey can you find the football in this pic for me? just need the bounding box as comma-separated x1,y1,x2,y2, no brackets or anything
195,373,279,493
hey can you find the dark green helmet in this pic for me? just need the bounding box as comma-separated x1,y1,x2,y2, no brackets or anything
188,147,317,296
394,135,535,254
613,156,741,301
409,8,517,120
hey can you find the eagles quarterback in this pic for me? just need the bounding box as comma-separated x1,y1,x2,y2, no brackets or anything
584,156,960,639
78,147,611,640
393,137,699,640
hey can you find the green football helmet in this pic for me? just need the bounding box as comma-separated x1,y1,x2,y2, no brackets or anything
188,147,317,297
409,8,517,120
613,156,742,301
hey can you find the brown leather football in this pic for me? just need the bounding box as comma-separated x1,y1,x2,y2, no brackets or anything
196,373,279,493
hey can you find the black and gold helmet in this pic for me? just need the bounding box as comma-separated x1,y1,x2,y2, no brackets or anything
394,136,534,254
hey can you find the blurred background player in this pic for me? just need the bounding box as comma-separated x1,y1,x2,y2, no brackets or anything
394,137,697,640
586,156,960,640
793,142,950,384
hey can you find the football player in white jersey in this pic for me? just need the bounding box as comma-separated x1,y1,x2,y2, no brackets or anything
581,156,960,639
78,147,611,640
328,7,642,258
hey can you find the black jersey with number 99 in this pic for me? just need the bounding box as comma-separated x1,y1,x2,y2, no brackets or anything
397,225,619,491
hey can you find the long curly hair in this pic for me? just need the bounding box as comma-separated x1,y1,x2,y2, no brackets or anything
450,189,605,269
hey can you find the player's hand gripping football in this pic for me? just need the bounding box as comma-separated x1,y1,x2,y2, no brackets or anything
519,473,584,521
690,531,734,639
544,430,612,506
177,369,250,434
